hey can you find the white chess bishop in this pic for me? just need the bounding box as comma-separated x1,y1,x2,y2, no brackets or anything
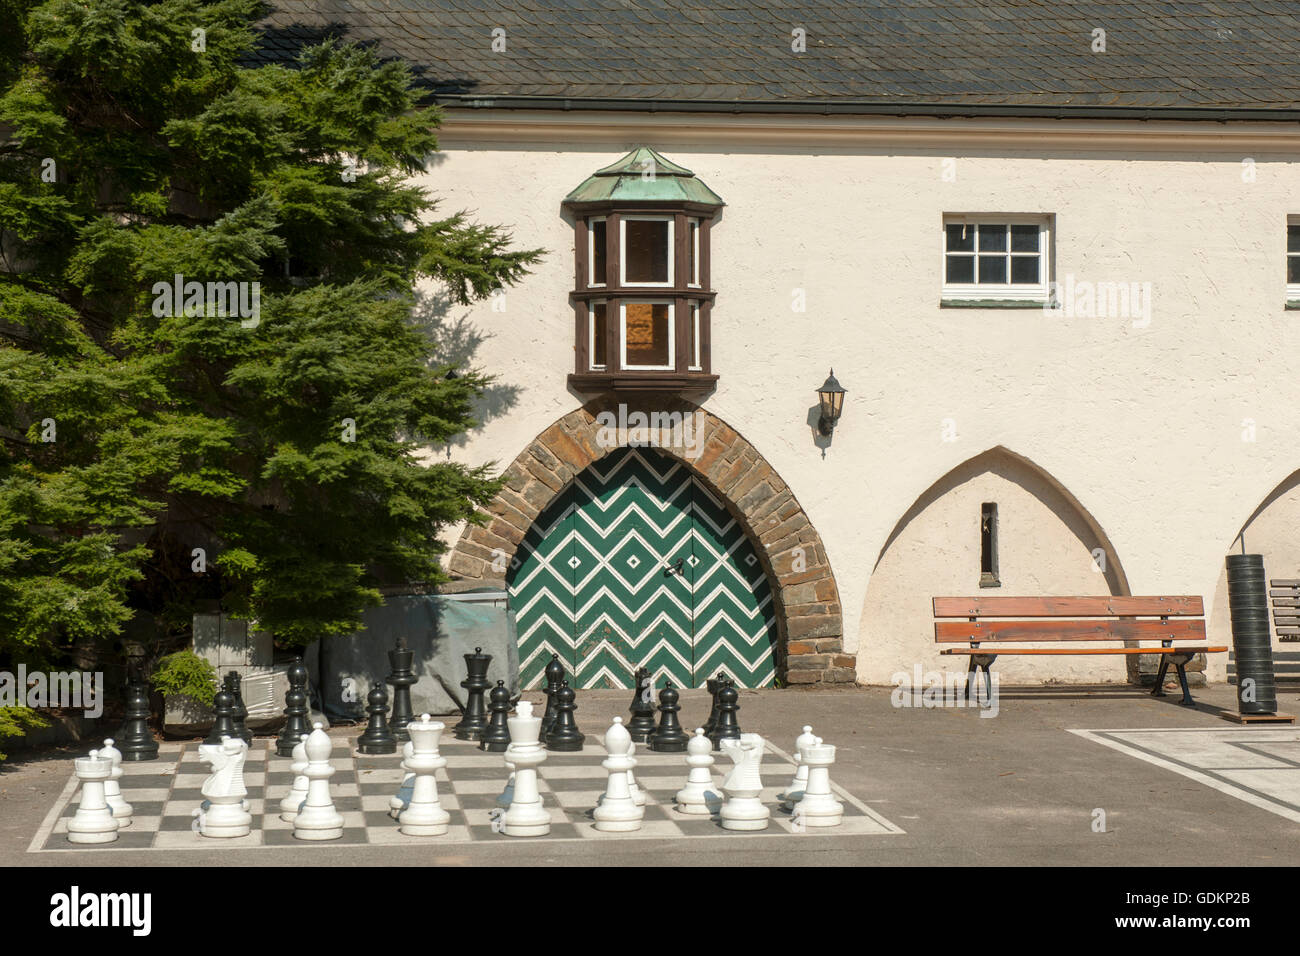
194,735,253,838
675,728,719,815
280,733,310,822
501,700,550,837
67,749,119,844
780,725,817,811
719,733,770,831
399,715,450,837
593,717,643,832
99,738,133,827
293,723,344,841
791,737,843,828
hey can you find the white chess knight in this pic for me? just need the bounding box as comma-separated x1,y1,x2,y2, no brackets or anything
790,737,843,828
280,733,310,822
389,740,416,819
719,733,770,831
779,725,817,811
293,723,344,841
399,714,450,837
99,738,133,827
675,728,720,815
501,700,550,836
67,749,119,844
194,735,253,838
593,717,643,832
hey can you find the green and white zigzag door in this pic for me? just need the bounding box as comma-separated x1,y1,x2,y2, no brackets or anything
508,446,777,689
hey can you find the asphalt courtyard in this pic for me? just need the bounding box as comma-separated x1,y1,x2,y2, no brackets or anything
4,682,1298,867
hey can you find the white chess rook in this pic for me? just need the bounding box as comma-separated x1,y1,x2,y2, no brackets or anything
280,734,310,821
594,718,643,832
389,740,416,818
293,723,345,841
792,737,843,828
780,725,817,811
67,749,119,844
196,735,253,838
99,738,133,827
399,714,451,837
501,700,550,836
675,728,720,815
719,733,770,831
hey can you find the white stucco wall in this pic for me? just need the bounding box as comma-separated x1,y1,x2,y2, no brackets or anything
420,114,1300,685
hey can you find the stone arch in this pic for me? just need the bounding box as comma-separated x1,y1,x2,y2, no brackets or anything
446,397,849,685
856,445,1132,685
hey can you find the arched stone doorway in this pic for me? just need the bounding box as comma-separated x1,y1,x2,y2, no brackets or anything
857,446,1131,685
446,399,849,686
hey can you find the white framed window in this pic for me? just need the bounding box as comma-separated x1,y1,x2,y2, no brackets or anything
688,302,701,370
588,300,607,370
1288,219,1300,300
620,300,675,370
942,215,1051,302
588,218,607,288
620,216,673,287
687,219,700,287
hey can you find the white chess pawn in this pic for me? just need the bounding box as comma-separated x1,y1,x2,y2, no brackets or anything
293,723,344,841
593,718,643,832
99,738,133,827
719,733,770,831
399,715,450,836
196,735,253,838
791,737,843,828
67,749,119,844
780,725,817,810
280,734,310,821
389,740,416,818
501,700,550,836
675,728,719,815
626,739,646,807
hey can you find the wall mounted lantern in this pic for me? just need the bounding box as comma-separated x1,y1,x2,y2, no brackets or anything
816,369,846,435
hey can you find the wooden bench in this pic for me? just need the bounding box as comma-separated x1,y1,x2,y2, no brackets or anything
932,596,1227,707
1270,580,1300,643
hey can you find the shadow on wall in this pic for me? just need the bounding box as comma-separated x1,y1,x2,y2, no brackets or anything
857,446,1131,686
1210,466,1300,684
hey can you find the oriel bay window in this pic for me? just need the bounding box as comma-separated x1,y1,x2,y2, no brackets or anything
563,147,724,394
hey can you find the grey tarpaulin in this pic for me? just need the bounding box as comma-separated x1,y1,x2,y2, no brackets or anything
306,590,519,722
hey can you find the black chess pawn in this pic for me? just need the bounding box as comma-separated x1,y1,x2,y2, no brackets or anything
453,647,492,741
544,681,585,752
648,681,689,753
224,671,252,744
702,671,726,737
540,653,565,740
627,667,656,743
204,688,239,745
276,656,312,756
386,636,417,742
116,667,158,761
356,683,397,754
480,680,512,753
708,680,742,751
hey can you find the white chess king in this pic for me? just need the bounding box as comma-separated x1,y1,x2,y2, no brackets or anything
501,700,550,837
195,735,253,838
719,733,770,831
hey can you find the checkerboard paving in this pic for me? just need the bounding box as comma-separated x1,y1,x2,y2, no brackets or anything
30,732,902,852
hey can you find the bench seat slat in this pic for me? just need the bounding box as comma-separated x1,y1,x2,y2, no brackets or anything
932,596,1204,617
940,646,1226,656
935,619,1206,642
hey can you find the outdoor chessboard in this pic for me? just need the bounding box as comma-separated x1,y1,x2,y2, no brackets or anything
29,731,902,852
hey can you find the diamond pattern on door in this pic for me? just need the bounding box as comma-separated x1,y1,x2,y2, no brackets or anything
507,446,777,689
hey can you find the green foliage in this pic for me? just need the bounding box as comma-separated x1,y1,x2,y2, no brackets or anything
0,0,541,658
0,704,49,761
150,650,217,705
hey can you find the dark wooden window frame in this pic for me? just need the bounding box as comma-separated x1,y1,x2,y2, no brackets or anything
568,200,720,395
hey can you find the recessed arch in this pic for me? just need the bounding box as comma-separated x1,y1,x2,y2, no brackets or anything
446,397,849,685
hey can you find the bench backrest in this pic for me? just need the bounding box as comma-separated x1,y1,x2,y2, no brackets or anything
1270,580,1300,641
933,595,1206,643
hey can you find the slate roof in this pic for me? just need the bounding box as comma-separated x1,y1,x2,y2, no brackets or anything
253,1,1300,115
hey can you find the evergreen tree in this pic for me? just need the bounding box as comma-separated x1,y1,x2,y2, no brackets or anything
0,0,539,666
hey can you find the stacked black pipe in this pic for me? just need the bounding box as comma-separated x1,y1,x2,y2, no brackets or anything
1226,553,1277,715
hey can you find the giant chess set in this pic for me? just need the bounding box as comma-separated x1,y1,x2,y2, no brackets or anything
31,648,901,852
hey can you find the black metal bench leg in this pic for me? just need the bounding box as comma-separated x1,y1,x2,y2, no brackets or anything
967,656,979,702
1151,658,1171,697
1174,661,1195,707
981,662,993,703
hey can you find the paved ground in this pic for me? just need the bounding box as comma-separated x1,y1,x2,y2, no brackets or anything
4,682,1299,867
